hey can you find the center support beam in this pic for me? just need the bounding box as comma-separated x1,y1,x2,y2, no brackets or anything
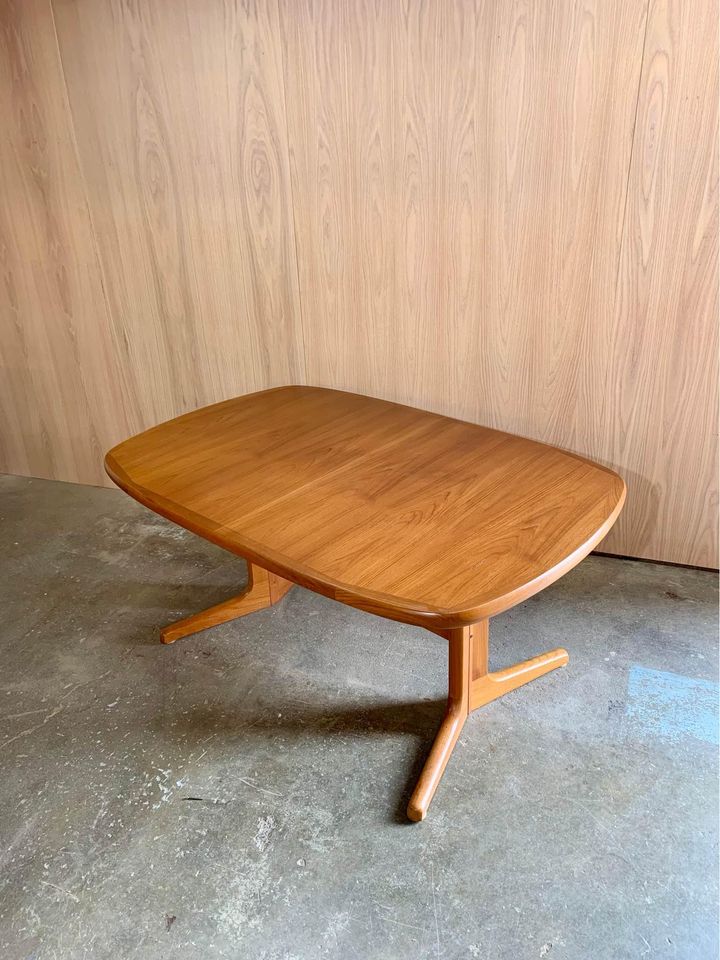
406,621,568,821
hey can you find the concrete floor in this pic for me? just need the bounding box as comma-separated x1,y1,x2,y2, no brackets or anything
0,473,717,960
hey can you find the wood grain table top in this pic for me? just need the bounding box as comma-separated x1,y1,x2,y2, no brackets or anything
105,386,625,629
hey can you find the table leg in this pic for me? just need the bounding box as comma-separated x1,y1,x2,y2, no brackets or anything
407,620,568,821
160,562,294,644
407,626,470,821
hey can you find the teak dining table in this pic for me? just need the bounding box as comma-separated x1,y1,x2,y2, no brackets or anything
105,386,625,821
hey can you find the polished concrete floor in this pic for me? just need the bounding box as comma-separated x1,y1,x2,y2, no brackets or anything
0,473,717,960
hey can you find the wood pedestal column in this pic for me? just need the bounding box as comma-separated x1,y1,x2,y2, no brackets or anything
406,621,568,821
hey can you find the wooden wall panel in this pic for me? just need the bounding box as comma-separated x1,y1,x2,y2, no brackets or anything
51,0,305,427
0,0,131,484
280,0,440,403
599,0,719,566
281,0,718,565
0,0,716,565
279,0,354,387
282,0,649,431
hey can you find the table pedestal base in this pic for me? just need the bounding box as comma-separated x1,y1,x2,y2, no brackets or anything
406,622,568,821
158,563,568,821
160,563,294,644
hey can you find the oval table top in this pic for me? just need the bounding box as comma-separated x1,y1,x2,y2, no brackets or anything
105,386,625,630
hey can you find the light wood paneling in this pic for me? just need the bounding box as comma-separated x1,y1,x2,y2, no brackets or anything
51,0,304,426
281,0,717,566
599,0,719,566
0,0,131,484
279,0,354,387
282,0,648,431
0,0,716,565
479,0,647,452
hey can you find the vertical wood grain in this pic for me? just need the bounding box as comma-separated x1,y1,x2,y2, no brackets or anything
345,0,396,398
52,0,305,426
284,0,712,558
279,0,717,566
392,0,443,409
0,0,131,484
278,0,353,387
0,0,716,566
480,0,649,452
282,0,648,431
599,0,719,565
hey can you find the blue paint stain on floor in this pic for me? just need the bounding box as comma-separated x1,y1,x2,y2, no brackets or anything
626,665,719,746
